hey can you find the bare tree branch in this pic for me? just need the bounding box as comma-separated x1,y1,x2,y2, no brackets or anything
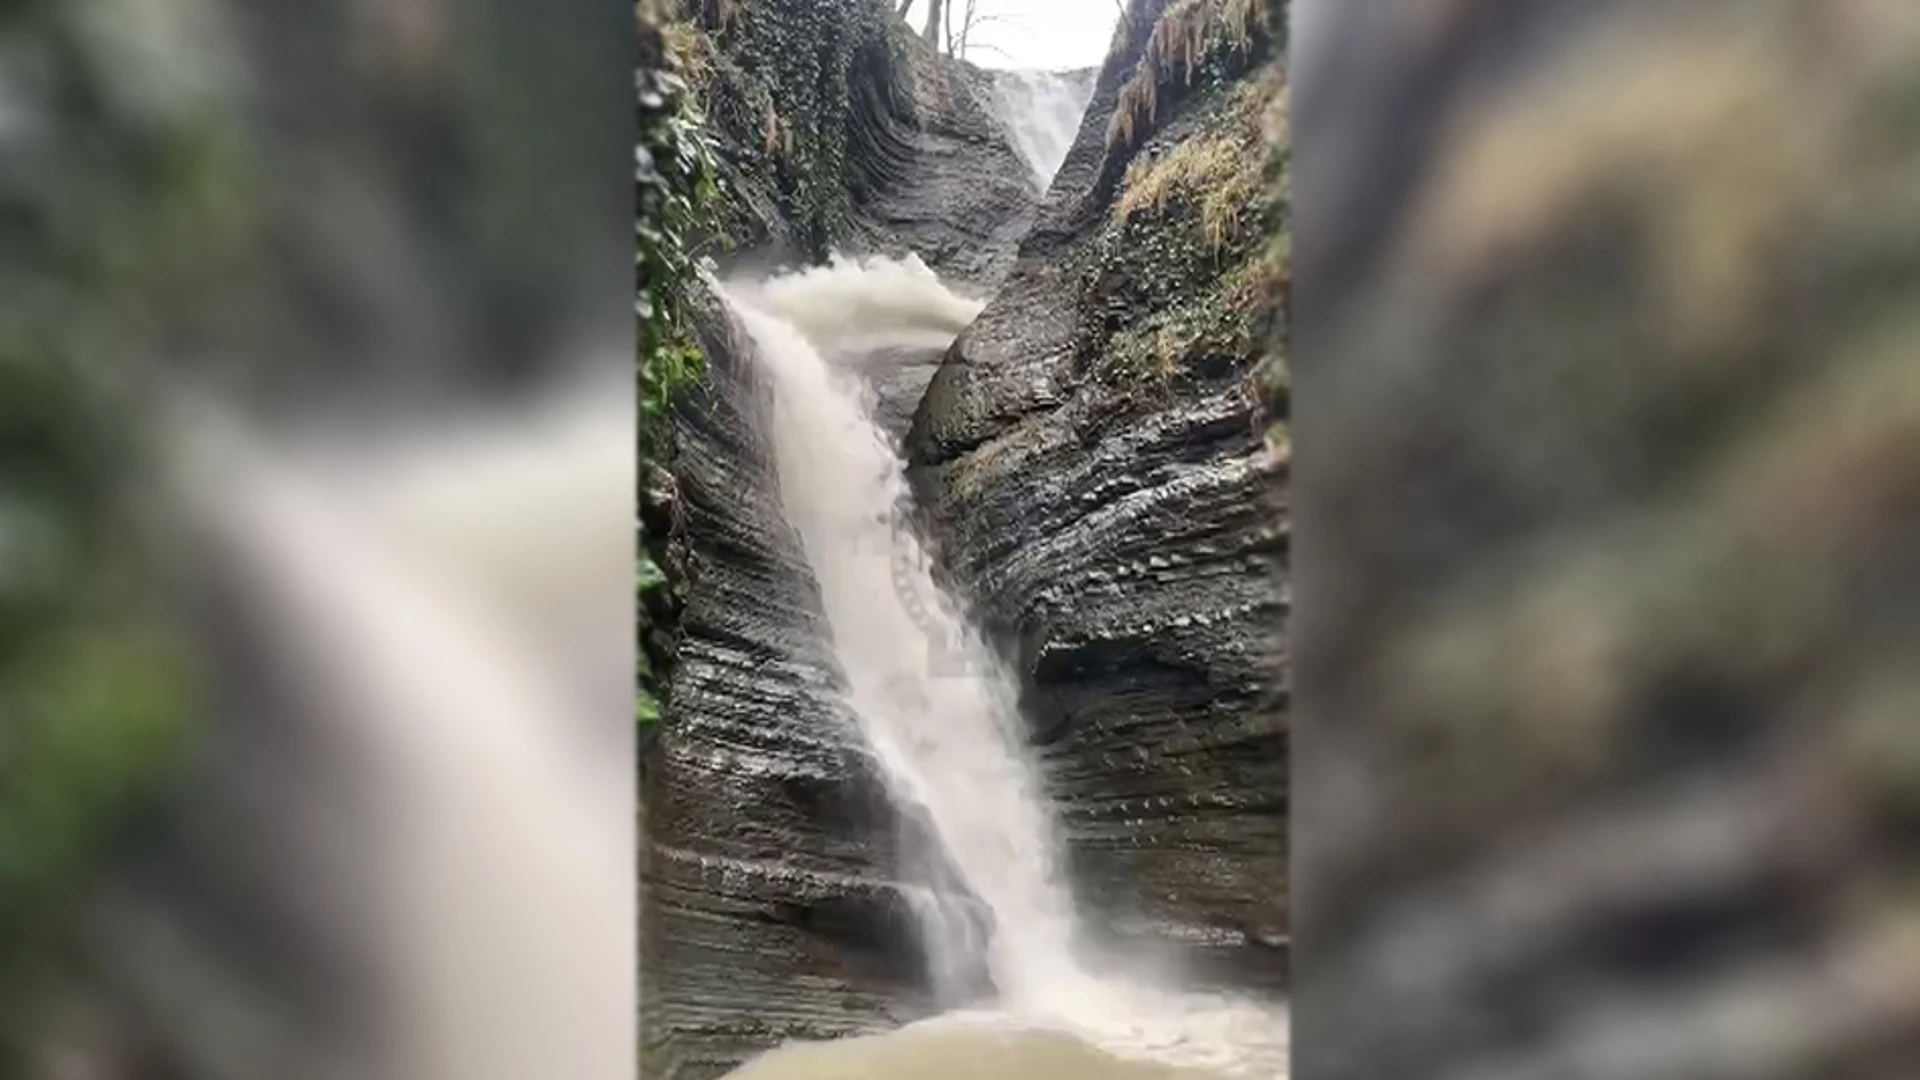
966,40,1016,62
921,0,943,49
953,0,982,59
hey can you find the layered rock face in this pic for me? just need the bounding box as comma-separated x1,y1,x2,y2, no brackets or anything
841,32,1044,290
696,12,1036,291
641,11,1037,1077
642,299,942,1080
835,29,1042,441
906,2,1288,994
692,11,1038,441
647,2,1290,1071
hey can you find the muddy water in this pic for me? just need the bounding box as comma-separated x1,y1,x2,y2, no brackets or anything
725,1017,1235,1080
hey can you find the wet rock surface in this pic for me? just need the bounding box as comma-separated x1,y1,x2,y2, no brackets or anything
833,341,954,446
643,296,954,1079
830,30,1036,444
842,32,1043,292
907,2,1288,996
700,18,1036,296
647,2,1288,1072
643,26,1033,1062
696,11,1032,444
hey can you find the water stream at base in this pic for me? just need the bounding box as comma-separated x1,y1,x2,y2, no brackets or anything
718,255,1286,1079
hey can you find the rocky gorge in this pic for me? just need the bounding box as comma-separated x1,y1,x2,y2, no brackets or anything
640,1,1287,1076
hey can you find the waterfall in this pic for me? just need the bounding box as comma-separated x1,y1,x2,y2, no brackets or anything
989,69,1098,189
722,255,1086,1009
720,256,1287,1079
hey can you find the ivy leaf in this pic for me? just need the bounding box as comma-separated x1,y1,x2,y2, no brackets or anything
638,554,667,593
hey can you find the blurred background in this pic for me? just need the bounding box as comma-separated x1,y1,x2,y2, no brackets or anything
0,1,633,1078
26,0,1920,1078
1294,1,1920,1078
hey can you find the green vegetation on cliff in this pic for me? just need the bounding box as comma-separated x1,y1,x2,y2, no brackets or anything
639,0,720,728
641,2,720,427
645,0,733,726
1090,0,1286,456
671,0,905,257
639,0,920,731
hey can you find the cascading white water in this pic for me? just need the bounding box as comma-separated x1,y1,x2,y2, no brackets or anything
989,69,1098,189
723,256,1086,1008
721,255,1287,1079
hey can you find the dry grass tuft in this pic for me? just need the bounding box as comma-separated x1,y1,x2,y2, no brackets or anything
1116,70,1276,252
1151,326,1184,381
1118,131,1250,250
1221,0,1268,50
1105,0,1269,153
1226,246,1285,315
1155,0,1215,87
1102,323,1189,385
758,97,792,159
663,20,715,93
1107,71,1155,151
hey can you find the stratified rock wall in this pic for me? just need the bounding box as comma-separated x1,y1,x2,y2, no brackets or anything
642,294,937,1080
642,7,1043,1073
842,31,1041,291
907,0,1289,994
647,5,1289,1072
691,6,1035,293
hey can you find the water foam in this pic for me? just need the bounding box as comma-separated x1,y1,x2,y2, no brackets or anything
721,256,1287,1078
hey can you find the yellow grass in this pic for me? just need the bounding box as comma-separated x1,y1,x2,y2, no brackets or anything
662,20,713,90
1118,132,1252,251
1105,0,1268,152
1116,69,1277,251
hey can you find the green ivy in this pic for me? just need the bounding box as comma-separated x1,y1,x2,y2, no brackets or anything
639,4,721,731
637,543,666,728
639,65,719,446
706,0,897,253
635,0,904,733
